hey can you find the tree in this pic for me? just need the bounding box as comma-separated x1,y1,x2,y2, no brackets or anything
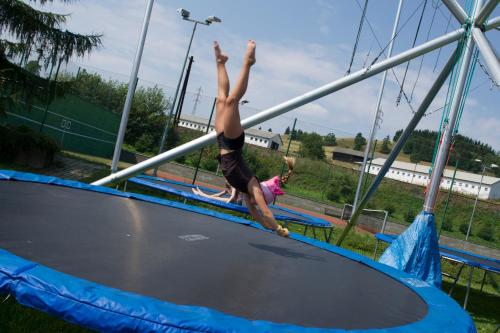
24,60,41,75
299,132,325,160
0,0,102,117
268,128,272,132
353,132,366,150
393,129,403,142
380,135,391,154
284,126,290,135
323,132,337,146
0,0,102,69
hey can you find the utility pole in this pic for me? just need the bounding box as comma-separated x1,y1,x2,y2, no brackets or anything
192,87,203,115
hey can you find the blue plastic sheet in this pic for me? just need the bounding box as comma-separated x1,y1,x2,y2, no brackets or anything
379,211,442,288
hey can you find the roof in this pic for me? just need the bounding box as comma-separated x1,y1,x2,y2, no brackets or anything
179,115,281,142
370,158,500,185
332,147,387,159
179,114,214,126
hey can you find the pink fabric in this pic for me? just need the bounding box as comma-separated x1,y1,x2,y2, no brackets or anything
260,176,284,204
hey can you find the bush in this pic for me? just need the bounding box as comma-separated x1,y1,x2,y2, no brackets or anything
404,209,416,223
477,223,494,241
384,203,396,216
459,223,469,235
0,125,59,167
135,133,156,153
441,218,454,232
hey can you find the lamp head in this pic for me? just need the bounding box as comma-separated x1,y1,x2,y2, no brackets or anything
177,8,190,19
205,16,221,24
474,159,482,163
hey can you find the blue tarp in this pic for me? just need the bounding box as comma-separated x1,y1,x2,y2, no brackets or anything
379,211,442,288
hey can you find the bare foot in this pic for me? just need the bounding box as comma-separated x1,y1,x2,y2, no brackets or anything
214,41,228,64
244,40,256,66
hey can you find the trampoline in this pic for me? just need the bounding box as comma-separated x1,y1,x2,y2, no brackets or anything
0,170,474,332
128,174,334,241
375,233,499,310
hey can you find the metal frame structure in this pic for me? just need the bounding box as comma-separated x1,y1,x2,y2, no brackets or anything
96,0,499,245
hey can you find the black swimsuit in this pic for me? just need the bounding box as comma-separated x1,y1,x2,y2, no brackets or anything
217,132,256,193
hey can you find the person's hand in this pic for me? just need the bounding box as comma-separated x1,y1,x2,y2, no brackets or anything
276,225,289,238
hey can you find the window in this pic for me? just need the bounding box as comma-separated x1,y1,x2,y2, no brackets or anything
471,185,475,189
465,184,469,188
447,180,450,184
264,140,268,144
391,170,394,173
397,171,400,175
484,187,489,191
458,183,462,186
418,175,421,179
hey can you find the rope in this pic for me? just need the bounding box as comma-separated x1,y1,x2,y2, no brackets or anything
346,0,369,75
433,13,452,73
409,2,438,102
396,0,429,106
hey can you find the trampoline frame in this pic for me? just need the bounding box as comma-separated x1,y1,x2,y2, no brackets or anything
0,170,475,332
127,174,335,242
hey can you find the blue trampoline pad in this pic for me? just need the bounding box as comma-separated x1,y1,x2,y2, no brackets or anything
129,174,331,228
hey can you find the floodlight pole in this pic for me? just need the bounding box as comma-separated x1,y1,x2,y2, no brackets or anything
423,0,483,213
110,0,154,173
93,28,464,186
336,48,459,246
442,0,468,24
353,0,404,211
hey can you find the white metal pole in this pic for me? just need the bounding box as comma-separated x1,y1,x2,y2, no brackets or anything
424,0,483,213
92,28,464,186
353,0,404,211
157,22,198,157
110,0,154,172
485,16,500,30
471,28,500,85
336,48,459,245
441,0,468,24
465,165,485,240
475,0,499,26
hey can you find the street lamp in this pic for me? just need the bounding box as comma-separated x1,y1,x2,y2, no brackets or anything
465,159,498,241
156,9,221,164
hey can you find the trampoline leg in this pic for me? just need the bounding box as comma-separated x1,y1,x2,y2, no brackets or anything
480,271,487,292
373,240,380,260
312,227,317,239
447,263,465,296
123,181,128,192
463,267,474,310
327,228,333,243
303,225,308,236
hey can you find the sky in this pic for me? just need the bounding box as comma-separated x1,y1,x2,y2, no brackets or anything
35,0,500,150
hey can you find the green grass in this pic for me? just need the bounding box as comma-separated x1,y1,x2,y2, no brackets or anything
1,159,499,332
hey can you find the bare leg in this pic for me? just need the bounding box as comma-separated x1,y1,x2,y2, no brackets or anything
213,41,229,134
223,40,256,139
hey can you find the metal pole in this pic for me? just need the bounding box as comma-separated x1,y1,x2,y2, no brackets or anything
110,0,154,172
92,29,464,186
157,22,198,156
423,0,483,213
438,157,459,239
174,55,195,126
441,0,468,24
475,0,499,26
336,48,459,245
465,165,485,240
485,16,500,30
471,28,500,85
353,0,404,211
192,98,217,185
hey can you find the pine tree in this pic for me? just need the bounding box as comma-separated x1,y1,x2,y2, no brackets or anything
284,126,290,135
353,132,366,150
0,0,102,116
380,135,391,154
0,0,102,68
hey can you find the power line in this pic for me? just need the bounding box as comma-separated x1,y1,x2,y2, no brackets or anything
346,0,369,75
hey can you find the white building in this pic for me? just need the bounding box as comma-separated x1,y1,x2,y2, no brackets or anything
178,115,282,150
366,158,500,200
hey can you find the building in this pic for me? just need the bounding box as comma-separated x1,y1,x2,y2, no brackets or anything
178,115,282,150
332,147,387,163
366,158,500,200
